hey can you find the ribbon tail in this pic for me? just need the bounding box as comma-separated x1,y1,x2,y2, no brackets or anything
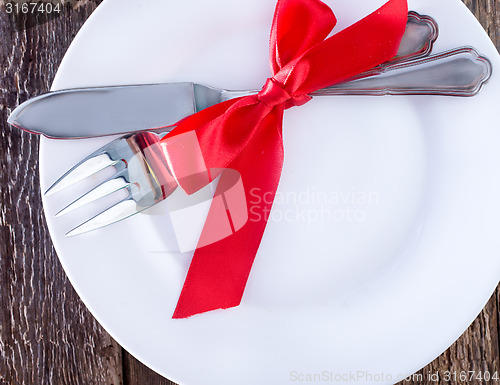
173,111,284,318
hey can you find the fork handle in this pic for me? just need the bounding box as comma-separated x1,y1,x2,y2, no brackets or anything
219,12,440,102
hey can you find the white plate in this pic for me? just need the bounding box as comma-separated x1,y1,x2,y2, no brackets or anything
40,0,500,384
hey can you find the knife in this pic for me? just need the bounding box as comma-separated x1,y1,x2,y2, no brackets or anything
8,45,492,139
7,12,444,139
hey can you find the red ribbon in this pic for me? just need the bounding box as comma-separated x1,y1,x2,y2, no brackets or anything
161,0,408,318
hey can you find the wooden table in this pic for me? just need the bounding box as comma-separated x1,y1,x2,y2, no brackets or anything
0,1,498,384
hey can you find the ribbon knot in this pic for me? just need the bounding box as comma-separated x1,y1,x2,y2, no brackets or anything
257,77,312,108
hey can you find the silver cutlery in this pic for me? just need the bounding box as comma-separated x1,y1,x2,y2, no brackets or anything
36,12,493,237
46,46,493,237
9,12,438,139
9,47,490,139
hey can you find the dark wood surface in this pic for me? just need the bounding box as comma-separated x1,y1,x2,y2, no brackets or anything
0,1,498,384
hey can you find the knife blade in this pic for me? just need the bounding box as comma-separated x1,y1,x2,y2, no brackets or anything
8,83,197,139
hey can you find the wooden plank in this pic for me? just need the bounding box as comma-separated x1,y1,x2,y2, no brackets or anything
0,2,122,384
122,354,175,385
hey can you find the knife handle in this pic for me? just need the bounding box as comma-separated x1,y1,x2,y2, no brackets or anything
312,47,492,97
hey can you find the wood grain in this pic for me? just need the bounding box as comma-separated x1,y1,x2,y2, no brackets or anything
463,0,500,50
0,1,498,384
0,1,122,385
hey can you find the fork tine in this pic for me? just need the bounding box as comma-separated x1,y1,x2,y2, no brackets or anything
65,197,149,237
45,152,120,196
55,169,131,217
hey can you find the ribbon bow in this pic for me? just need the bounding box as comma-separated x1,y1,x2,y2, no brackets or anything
161,0,408,318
